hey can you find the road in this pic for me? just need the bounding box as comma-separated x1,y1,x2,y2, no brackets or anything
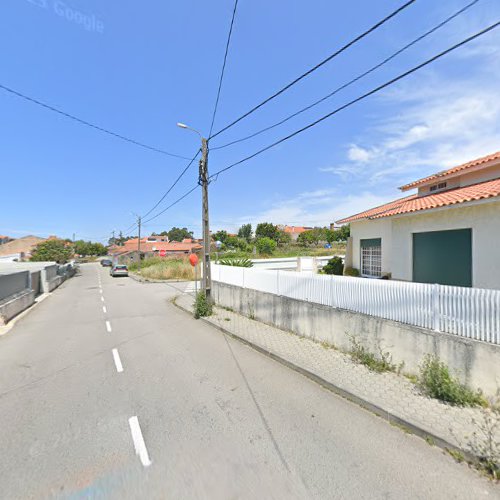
0,263,497,499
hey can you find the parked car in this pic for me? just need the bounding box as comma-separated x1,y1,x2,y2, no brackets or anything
110,264,128,277
101,259,112,267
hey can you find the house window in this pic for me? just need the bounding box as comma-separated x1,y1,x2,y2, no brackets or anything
430,182,447,192
360,238,382,277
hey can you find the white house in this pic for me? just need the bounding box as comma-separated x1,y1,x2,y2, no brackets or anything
337,151,500,290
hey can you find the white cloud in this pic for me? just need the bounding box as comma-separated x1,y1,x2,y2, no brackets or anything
347,145,372,163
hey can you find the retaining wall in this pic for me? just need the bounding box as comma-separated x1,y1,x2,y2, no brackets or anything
213,281,500,396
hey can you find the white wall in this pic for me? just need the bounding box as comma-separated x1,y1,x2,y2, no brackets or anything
391,200,500,289
350,218,392,275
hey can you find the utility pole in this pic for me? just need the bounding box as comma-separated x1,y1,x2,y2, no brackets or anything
199,137,212,302
111,230,115,245
137,215,142,269
177,122,212,302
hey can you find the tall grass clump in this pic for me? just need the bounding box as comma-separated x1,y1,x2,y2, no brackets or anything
419,355,486,407
130,256,194,280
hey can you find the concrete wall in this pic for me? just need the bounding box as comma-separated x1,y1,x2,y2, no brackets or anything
391,200,500,289
351,218,392,275
0,271,30,302
213,282,500,396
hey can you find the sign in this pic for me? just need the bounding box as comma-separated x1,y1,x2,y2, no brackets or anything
189,253,199,267
159,249,166,257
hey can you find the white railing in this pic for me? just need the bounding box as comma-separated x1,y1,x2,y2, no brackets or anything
211,264,500,344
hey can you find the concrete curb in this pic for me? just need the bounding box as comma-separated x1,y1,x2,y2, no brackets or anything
129,273,191,285
173,294,477,466
0,293,51,337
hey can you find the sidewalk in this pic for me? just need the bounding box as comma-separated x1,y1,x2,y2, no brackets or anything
175,292,495,463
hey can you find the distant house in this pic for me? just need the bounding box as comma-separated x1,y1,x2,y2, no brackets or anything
0,235,46,260
0,235,13,245
282,225,313,241
337,151,500,289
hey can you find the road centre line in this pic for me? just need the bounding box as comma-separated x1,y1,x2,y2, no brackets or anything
128,416,152,467
103,306,107,314
112,348,123,373
101,296,105,302
105,320,112,333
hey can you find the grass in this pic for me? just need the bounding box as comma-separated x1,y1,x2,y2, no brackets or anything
347,334,396,373
419,355,487,407
129,256,194,281
212,243,346,261
194,291,212,319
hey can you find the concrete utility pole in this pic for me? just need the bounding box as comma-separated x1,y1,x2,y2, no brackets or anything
137,215,142,269
177,122,212,302
199,137,212,302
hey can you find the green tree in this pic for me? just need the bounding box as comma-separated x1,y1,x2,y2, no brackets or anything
212,230,229,244
237,223,252,242
256,237,277,255
30,239,74,263
322,256,344,275
255,222,279,242
277,230,292,246
168,227,193,242
337,224,350,241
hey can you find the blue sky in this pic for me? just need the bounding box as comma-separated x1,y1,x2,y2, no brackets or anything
1,0,499,241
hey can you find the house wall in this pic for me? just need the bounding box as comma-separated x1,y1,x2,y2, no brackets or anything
391,200,500,289
350,218,392,275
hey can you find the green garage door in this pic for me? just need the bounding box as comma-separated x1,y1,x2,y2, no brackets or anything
413,229,472,287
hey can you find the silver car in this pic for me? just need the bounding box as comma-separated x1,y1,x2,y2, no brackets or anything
110,264,128,277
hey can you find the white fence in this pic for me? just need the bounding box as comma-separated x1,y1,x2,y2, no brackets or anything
211,264,500,344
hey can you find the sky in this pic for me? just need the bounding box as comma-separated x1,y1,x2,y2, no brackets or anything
1,0,499,241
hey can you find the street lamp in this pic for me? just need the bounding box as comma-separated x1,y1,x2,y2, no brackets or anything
177,122,212,302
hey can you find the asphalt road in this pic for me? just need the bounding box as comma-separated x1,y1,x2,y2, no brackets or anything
0,263,497,499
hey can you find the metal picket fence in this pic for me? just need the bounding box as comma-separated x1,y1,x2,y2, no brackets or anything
211,264,500,344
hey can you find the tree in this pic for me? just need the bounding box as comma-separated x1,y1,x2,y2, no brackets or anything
338,224,351,241
256,237,277,255
30,239,73,263
255,222,279,242
277,230,292,246
167,227,193,242
237,223,252,242
212,230,228,244
322,256,344,275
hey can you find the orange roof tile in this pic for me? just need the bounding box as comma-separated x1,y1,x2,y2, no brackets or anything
337,178,500,224
399,151,500,191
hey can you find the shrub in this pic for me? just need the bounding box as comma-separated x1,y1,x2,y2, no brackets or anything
419,355,486,407
218,257,253,267
256,237,277,255
129,257,194,280
194,291,212,319
344,266,360,277
322,256,344,275
347,334,396,373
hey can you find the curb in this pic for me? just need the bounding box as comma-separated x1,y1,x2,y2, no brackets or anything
129,273,192,285
173,295,477,466
0,293,51,337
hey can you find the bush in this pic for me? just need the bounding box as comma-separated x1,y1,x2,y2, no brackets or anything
129,257,194,280
218,257,253,267
419,355,486,407
256,237,277,255
30,239,73,263
194,291,212,319
348,334,395,373
322,256,344,275
344,266,360,277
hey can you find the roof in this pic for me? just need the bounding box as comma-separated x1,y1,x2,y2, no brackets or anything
283,226,312,234
110,240,202,255
0,235,46,256
337,178,500,224
399,150,500,191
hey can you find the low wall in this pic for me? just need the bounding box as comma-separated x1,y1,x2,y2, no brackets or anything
0,271,30,302
213,282,500,396
0,290,36,325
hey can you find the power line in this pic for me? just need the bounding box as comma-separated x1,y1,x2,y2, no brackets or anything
0,83,191,160
142,184,200,224
141,149,201,219
212,0,481,151
208,0,240,137
208,0,417,140
209,21,500,180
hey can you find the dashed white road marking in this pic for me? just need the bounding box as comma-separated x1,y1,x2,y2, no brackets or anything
105,320,112,333
100,289,103,295
101,296,105,302
128,416,152,467
102,306,107,314
112,348,123,373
